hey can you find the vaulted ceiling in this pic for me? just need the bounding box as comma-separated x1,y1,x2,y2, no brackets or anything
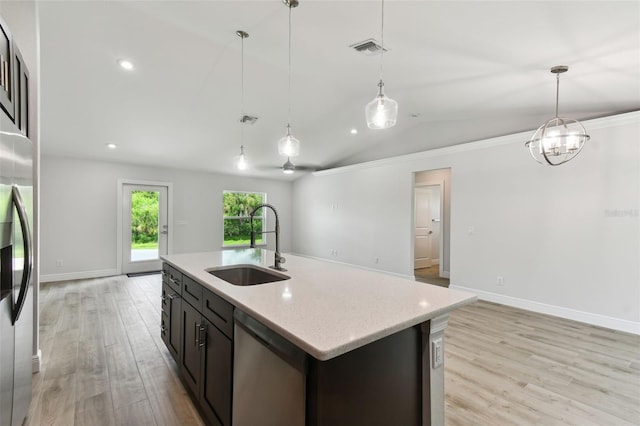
38,1,640,179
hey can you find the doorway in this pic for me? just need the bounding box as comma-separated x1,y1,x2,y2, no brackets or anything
413,169,451,287
414,185,440,269
119,182,170,275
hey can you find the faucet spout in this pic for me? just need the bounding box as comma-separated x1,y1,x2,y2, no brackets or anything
249,203,286,271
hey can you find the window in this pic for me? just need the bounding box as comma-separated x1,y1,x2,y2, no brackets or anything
223,191,266,246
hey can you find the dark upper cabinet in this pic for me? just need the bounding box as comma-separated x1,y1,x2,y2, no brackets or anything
0,15,15,120
0,15,30,131
12,44,28,137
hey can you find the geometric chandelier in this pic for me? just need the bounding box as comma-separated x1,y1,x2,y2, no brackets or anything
525,65,590,166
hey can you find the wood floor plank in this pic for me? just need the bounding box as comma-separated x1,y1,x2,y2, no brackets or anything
139,363,204,426
30,374,77,426
104,342,148,409
113,398,157,426
74,391,116,426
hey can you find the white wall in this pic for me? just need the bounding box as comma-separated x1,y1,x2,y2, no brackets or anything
41,156,293,281
292,112,640,334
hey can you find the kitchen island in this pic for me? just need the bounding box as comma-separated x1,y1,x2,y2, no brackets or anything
161,249,476,426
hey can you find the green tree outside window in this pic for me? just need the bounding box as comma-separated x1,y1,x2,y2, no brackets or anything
223,191,266,246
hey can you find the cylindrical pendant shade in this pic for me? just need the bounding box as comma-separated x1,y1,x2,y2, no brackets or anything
278,125,300,157
366,92,398,129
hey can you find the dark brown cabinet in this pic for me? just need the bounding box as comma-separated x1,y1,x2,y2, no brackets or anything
161,282,181,362
12,44,28,136
0,16,30,129
0,15,15,119
161,264,182,363
163,263,233,426
201,321,232,426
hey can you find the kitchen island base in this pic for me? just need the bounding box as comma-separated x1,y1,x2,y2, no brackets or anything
160,252,474,425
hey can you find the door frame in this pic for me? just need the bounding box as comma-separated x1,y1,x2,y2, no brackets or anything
116,179,173,275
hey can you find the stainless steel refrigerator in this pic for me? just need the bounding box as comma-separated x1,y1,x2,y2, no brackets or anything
0,90,33,425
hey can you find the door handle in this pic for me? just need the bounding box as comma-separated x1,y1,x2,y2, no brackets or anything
12,185,32,324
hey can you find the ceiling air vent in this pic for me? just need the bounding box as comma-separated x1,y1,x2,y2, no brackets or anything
349,39,388,56
239,114,258,124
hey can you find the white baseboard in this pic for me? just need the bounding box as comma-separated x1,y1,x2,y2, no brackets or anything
40,268,119,283
450,285,640,335
32,349,41,373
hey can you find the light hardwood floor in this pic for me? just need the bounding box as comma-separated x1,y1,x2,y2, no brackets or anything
26,275,639,425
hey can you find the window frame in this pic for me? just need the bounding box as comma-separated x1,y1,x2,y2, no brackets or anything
222,190,267,248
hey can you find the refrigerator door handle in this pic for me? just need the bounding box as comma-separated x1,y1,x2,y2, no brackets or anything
11,185,31,324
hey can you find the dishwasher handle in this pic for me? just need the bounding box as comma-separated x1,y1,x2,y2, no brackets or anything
234,309,307,374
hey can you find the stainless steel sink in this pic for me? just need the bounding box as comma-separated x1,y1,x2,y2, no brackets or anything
206,265,290,286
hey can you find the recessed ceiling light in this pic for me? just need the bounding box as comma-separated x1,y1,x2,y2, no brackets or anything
350,128,358,135
106,143,117,149
117,59,134,71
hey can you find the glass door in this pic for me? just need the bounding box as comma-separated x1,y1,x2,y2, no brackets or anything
122,184,168,274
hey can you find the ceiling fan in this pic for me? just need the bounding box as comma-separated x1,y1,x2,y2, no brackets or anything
256,157,320,175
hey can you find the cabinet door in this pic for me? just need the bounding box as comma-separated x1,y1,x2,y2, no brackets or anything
201,321,232,426
13,43,28,136
181,301,202,398
167,290,182,362
0,16,14,119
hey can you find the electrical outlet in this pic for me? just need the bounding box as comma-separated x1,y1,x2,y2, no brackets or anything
497,276,504,286
467,226,475,236
374,257,379,264
56,259,63,267
432,337,443,368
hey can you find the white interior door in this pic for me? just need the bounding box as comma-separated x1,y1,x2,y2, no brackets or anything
414,187,433,269
122,184,168,274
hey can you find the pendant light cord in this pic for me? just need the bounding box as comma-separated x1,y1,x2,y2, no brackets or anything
287,3,292,126
241,33,245,146
554,72,560,118
379,0,385,81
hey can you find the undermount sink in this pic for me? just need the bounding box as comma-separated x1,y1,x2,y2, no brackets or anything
206,264,290,286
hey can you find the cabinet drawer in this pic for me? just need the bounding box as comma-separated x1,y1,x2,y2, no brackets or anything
168,266,182,294
203,288,234,339
182,275,203,311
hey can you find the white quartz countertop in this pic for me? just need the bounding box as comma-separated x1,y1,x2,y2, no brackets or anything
162,249,476,361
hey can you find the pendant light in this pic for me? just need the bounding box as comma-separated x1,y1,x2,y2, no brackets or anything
235,30,249,171
277,0,301,158
365,0,398,129
525,66,590,166
282,157,295,174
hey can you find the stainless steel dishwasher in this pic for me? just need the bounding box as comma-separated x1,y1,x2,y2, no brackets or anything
232,310,307,426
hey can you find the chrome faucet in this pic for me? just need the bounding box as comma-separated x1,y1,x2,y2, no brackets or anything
249,203,286,271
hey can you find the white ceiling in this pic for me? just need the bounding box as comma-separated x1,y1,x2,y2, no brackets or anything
38,0,640,180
